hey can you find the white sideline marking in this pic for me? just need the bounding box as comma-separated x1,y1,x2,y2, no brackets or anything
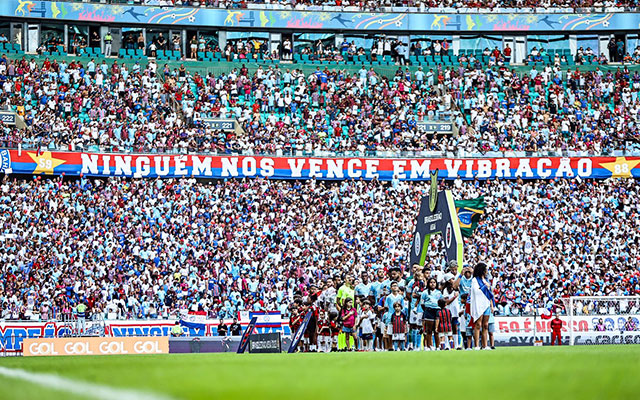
0,365,177,400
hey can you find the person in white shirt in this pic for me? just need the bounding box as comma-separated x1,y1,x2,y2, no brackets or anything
442,273,461,349
433,40,442,55
357,300,376,351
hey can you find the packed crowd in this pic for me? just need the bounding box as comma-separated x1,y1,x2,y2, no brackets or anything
456,63,640,153
573,39,638,66
2,56,640,154
0,175,638,327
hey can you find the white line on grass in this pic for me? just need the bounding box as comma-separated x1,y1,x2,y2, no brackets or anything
0,365,177,400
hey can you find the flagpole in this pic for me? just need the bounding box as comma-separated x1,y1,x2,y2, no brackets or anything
533,311,537,346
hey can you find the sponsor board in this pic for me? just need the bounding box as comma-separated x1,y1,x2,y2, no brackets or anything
22,337,168,357
495,315,640,334
3,315,637,353
0,320,290,353
494,315,640,346
2,150,640,180
249,333,282,353
495,332,640,347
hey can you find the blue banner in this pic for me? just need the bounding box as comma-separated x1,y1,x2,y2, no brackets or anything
0,1,631,33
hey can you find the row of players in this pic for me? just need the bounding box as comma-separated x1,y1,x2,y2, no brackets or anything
289,262,496,352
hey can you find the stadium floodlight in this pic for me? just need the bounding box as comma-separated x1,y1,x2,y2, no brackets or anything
565,296,640,345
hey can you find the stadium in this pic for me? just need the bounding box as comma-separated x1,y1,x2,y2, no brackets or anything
0,0,639,399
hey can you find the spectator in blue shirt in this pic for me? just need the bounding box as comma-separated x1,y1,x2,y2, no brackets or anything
420,277,442,351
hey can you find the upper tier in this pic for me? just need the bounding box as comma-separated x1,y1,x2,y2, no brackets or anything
4,0,640,33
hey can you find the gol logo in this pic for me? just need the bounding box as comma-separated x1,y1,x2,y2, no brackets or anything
64,342,94,355
133,340,163,354
28,342,59,356
99,341,128,354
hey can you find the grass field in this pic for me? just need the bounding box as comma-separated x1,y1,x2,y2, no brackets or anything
1,346,639,400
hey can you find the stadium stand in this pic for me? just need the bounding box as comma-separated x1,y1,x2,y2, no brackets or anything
0,176,638,322
0,56,639,154
0,0,639,356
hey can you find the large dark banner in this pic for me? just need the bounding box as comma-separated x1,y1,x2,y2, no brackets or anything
409,184,463,270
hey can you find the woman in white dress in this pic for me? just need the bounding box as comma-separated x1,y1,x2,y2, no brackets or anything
470,262,494,350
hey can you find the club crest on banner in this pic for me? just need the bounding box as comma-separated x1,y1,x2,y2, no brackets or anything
414,232,421,256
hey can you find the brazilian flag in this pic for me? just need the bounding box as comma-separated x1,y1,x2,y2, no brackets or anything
455,197,486,237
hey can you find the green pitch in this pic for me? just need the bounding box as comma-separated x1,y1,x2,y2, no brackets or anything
1,346,639,400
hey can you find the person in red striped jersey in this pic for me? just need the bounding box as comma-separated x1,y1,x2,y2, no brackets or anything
316,310,332,353
436,298,454,350
391,302,407,351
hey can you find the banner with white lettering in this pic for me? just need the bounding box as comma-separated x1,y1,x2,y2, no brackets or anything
3,149,640,180
0,319,292,353
1,315,638,352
